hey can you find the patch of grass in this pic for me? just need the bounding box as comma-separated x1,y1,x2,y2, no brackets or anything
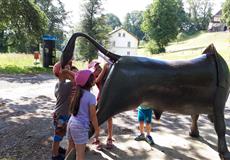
0,53,51,74
0,53,88,74
138,32,230,68
0,65,51,74
175,31,206,42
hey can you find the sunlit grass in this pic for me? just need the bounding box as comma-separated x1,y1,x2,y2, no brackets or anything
138,32,230,68
0,53,51,74
0,53,34,66
0,53,88,74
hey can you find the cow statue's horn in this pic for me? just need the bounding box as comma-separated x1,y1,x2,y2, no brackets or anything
60,32,121,68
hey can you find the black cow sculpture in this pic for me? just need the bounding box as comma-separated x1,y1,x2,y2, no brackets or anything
61,32,230,159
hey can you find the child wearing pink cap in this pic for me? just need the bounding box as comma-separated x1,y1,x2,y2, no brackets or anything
88,60,114,149
52,62,75,160
66,70,100,160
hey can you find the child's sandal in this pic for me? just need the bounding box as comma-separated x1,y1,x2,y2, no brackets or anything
92,139,103,150
106,138,114,149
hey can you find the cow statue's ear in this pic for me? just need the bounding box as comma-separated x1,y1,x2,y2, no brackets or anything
202,43,217,55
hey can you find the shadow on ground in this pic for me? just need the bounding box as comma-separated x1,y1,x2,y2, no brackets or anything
0,73,55,84
0,96,55,160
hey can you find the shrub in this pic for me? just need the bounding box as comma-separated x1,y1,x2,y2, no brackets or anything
146,40,164,54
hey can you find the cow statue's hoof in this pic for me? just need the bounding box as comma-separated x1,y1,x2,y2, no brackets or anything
189,130,199,138
220,152,230,160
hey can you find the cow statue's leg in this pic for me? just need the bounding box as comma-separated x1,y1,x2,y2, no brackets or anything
213,87,230,160
189,114,200,137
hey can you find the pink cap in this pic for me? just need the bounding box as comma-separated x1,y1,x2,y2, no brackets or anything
75,70,93,87
88,60,100,72
53,62,61,77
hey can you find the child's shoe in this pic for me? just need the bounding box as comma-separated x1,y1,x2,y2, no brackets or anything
52,154,64,160
146,135,155,146
92,138,103,150
58,147,66,155
134,133,145,141
106,138,114,149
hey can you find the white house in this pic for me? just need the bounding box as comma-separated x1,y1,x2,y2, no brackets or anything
208,10,227,32
108,27,139,56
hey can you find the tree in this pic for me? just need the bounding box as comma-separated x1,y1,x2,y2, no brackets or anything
142,0,178,52
186,0,213,30
77,0,110,61
35,0,69,50
0,0,48,52
123,11,145,40
222,0,230,27
175,0,189,32
104,13,122,30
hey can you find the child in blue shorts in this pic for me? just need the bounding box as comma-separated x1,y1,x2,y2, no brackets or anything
135,105,154,145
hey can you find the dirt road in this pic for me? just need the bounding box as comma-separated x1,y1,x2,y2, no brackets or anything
0,73,229,160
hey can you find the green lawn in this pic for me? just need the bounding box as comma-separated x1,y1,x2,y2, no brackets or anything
0,53,87,74
138,32,230,67
0,53,50,74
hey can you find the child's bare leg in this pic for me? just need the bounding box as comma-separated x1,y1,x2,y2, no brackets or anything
145,123,154,145
66,138,75,157
106,117,114,149
107,117,113,139
52,141,60,156
76,144,86,160
139,121,144,134
146,123,151,135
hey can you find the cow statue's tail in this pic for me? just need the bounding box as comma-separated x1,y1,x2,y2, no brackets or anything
60,32,121,68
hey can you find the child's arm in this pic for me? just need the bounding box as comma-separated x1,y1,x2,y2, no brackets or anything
89,105,100,138
95,63,109,84
60,69,75,82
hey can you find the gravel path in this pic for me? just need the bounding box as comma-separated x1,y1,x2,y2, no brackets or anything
0,73,229,160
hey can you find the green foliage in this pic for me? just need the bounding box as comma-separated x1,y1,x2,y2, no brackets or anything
123,11,145,40
175,0,190,32
0,0,48,53
222,0,230,27
142,0,179,51
35,0,68,50
77,0,111,62
186,0,212,30
105,13,122,30
0,0,68,53
146,40,162,54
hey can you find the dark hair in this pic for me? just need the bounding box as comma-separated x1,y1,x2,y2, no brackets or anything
71,66,78,71
70,74,94,116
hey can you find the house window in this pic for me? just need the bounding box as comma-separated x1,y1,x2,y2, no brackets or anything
127,41,131,48
118,33,121,37
123,33,125,37
112,41,115,47
127,51,130,55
